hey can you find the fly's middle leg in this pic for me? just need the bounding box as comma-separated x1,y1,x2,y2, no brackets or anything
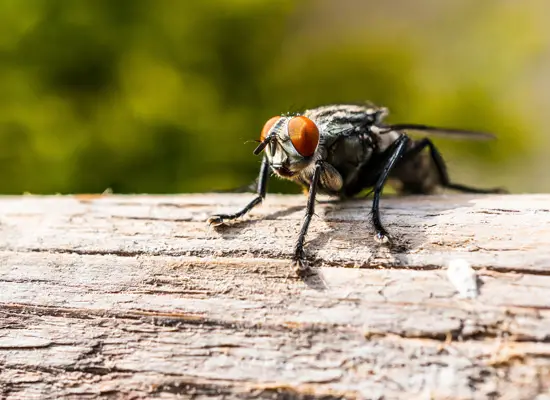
371,135,410,243
207,156,270,226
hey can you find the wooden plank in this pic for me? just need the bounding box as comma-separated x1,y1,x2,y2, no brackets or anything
1,194,550,399
1,193,549,272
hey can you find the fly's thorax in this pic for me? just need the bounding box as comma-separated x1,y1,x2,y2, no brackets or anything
260,115,320,178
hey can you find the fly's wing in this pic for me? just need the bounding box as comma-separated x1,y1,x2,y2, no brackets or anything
211,179,258,193
383,124,496,140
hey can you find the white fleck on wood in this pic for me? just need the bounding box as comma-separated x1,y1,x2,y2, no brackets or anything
0,193,550,399
447,259,479,298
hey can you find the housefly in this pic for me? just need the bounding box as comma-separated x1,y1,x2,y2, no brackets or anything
207,103,505,276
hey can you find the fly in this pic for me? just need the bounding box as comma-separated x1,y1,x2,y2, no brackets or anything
207,103,506,276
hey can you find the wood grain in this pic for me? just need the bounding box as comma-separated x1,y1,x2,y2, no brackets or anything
1,193,549,399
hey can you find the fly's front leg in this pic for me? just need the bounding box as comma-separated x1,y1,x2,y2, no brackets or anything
293,161,323,277
372,135,409,243
207,156,270,226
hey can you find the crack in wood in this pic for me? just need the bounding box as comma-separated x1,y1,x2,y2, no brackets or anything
4,247,549,277
2,303,550,345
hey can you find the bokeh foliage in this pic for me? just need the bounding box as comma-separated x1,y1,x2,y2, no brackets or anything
0,0,548,194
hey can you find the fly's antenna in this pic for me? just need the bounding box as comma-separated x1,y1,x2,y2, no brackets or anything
255,116,287,155
253,134,273,155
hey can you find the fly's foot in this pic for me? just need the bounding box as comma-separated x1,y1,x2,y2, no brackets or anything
374,231,393,246
292,252,313,278
207,215,230,227
492,187,508,194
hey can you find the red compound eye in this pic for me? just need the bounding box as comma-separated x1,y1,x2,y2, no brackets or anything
288,116,319,157
260,116,280,142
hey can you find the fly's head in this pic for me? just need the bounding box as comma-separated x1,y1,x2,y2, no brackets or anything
253,115,320,178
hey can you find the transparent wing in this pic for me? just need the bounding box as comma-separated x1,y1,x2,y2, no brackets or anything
211,179,258,193
385,124,496,140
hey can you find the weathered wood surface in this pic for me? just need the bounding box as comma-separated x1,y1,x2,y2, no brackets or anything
1,193,550,399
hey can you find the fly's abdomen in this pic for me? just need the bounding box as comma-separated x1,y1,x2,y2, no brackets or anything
390,150,441,194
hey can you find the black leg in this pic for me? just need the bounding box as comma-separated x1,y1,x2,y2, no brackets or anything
372,135,410,242
293,161,323,276
405,138,507,194
207,156,270,226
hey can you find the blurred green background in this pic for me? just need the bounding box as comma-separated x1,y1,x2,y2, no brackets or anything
1,0,549,195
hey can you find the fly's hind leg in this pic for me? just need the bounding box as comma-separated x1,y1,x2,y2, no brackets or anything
406,139,507,194
207,156,270,226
